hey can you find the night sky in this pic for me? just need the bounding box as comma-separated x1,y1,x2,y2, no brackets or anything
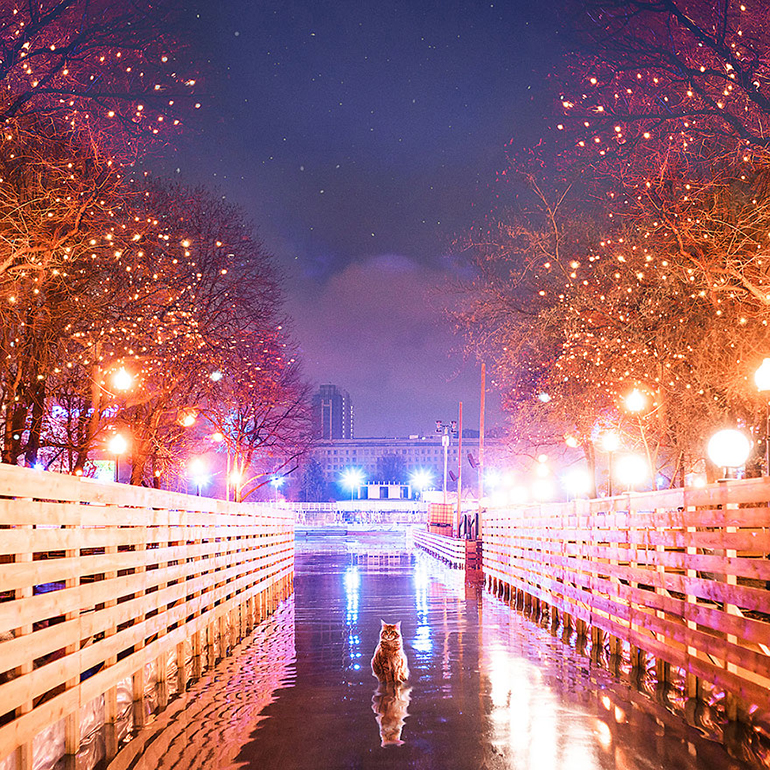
162,0,560,436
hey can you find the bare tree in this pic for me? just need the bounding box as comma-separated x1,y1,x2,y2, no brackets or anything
0,0,194,149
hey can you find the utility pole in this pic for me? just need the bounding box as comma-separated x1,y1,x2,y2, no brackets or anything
478,363,485,539
456,402,463,537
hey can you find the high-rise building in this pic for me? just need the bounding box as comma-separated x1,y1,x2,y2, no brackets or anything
312,384,354,439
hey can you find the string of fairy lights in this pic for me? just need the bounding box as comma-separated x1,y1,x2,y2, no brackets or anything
0,2,306,489
469,1,770,482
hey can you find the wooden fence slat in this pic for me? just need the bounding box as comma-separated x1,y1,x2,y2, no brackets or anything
482,477,770,714
0,464,294,768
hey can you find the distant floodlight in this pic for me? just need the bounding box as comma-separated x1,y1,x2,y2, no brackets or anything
537,392,551,403
341,467,365,489
707,429,751,470
409,469,433,490
341,467,364,500
210,370,223,382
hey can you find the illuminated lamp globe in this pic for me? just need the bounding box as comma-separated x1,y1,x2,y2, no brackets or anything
112,367,133,391
707,430,751,470
564,468,592,498
615,454,648,490
755,358,770,392
189,458,206,477
602,431,620,453
108,434,128,455
624,388,646,413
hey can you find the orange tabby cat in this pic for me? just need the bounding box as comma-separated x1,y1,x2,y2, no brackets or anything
371,620,409,683
372,681,411,747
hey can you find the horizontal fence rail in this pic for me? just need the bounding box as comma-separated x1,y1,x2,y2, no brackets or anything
483,478,770,713
413,529,466,569
0,464,294,770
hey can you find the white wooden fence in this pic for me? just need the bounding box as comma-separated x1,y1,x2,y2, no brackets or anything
412,529,466,569
483,478,770,714
0,464,294,770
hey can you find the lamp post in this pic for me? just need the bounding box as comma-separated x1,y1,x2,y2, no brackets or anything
707,429,751,480
230,467,243,502
435,419,457,504
755,359,770,475
189,458,207,496
108,434,128,483
601,430,620,496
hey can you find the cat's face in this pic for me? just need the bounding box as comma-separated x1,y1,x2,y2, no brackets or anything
380,621,401,641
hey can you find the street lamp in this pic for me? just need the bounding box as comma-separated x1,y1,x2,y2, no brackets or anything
178,409,197,427
436,420,458,503
341,467,365,500
707,429,751,479
601,430,620,496
189,458,208,496
108,433,128,482
270,474,286,501
754,359,770,475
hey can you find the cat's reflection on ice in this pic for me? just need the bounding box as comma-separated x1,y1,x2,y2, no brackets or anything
371,681,411,747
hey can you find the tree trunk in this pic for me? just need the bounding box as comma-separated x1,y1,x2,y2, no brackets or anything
584,441,597,498
24,379,46,467
74,359,103,473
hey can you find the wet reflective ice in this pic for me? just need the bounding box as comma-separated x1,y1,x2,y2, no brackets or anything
132,533,762,769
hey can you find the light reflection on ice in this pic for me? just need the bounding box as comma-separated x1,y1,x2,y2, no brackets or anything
344,565,361,670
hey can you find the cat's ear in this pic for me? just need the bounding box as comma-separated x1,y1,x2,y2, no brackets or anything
396,621,401,630
380,619,386,627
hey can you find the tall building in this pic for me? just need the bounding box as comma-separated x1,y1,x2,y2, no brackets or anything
312,384,354,439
